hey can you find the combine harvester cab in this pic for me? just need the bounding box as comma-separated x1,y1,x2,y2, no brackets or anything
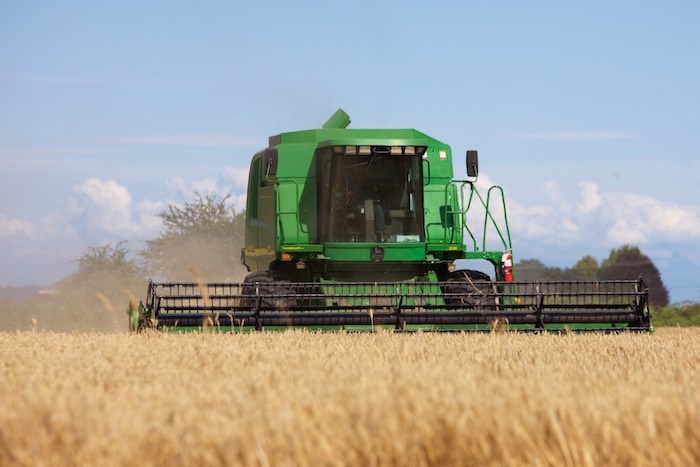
131,109,652,332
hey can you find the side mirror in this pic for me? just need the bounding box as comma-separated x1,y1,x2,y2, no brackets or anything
466,150,478,179
262,148,278,183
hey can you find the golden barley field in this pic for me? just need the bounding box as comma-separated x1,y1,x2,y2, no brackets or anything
1,329,698,466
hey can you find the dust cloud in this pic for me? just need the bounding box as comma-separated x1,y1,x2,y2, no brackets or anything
0,271,143,332
1,253,247,333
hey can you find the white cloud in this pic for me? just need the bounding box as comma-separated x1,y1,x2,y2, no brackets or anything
578,181,602,215
73,178,132,232
228,193,247,213
507,200,576,242
71,178,162,237
508,203,551,237
135,200,165,236
191,178,223,196
605,218,647,245
543,181,571,211
561,218,579,239
0,212,84,286
168,176,228,198
602,191,700,245
137,199,166,216
488,177,580,245
168,173,247,213
488,176,700,251
223,166,250,189
167,176,189,196
0,213,33,237
40,213,77,240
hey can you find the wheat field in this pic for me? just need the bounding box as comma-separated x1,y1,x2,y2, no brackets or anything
0,329,698,466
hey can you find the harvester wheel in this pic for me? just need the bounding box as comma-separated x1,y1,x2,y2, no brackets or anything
241,271,297,311
442,270,497,310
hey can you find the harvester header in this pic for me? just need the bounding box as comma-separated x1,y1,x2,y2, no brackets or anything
131,109,651,332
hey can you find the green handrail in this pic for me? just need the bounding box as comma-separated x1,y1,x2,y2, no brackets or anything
440,180,513,254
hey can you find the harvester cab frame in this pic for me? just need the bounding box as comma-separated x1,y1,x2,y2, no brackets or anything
132,109,652,333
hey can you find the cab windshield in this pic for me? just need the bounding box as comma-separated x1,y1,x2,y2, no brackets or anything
319,149,424,243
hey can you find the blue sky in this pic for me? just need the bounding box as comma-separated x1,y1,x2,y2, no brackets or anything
1,1,699,302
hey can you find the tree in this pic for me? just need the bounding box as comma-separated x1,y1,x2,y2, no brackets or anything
600,245,669,307
77,241,141,278
567,255,599,281
514,259,565,281
515,247,668,307
140,192,247,281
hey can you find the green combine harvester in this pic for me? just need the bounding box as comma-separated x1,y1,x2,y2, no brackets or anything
131,109,651,332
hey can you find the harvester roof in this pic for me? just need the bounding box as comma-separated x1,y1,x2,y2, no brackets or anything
269,127,441,149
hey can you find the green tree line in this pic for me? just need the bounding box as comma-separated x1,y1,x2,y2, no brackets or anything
515,245,670,308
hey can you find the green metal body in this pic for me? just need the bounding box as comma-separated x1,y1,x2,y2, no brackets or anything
241,109,511,283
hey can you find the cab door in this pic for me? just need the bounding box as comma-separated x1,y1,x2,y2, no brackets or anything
244,152,276,271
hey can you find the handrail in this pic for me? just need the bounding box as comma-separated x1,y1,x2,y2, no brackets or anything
440,180,512,253
461,183,478,250
482,185,512,252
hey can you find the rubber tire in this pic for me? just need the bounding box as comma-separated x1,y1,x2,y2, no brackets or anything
442,270,497,310
242,271,297,311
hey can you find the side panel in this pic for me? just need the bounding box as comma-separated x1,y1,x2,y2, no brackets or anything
424,181,459,246
277,143,318,246
324,242,426,261
422,146,463,252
